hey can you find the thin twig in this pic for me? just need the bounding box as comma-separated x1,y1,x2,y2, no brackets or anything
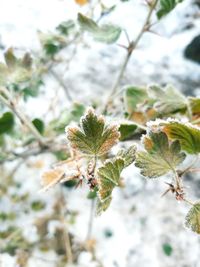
86,198,96,241
0,87,46,147
0,139,66,164
59,189,73,264
103,0,158,113
49,69,73,101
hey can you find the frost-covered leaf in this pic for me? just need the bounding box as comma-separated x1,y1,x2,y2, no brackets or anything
0,112,14,135
157,0,184,19
66,108,120,156
117,145,136,167
124,86,148,114
135,131,186,178
148,85,187,115
78,13,121,44
119,122,137,141
185,202,200,234
163,121,200,154
0,48,33,86
97,158,124,215
96,197,112,215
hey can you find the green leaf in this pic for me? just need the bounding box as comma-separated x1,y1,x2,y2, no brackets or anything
117,145,136,167
124,86,148,114
51,102,85,133
96,197,112,215
0,112,14,135
162,243,173,256
22,78,43,100
163,121,200,154
119,122,137,141
157,0,184,19
4,48,17,68
78,13,121,44
31,201,46,211
38,31,66,56
66,108,120,156
135,131,186,178
148,85,187,115
56,20,75,35
32,118,45,135
185,202,200,234
87,188,98,199
97,157,125,215
188,97,200,115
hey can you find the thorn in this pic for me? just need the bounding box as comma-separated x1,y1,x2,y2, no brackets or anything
116,43,128,50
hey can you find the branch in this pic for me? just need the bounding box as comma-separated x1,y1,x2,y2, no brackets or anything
49,69,73,102
103,0,158,113
0,87,46,147
0,140,67,164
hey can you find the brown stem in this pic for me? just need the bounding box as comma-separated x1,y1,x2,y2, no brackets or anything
103,0,158,113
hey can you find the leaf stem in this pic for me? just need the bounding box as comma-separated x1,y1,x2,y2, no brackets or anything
183,198,195,206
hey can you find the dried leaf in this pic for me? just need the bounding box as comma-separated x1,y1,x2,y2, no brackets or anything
66,108,120,156
185,202,200,234
135,131,186,178
41,160,81,191
41,168,65,191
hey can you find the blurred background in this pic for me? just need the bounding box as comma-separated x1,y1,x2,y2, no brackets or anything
0,0,200,266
